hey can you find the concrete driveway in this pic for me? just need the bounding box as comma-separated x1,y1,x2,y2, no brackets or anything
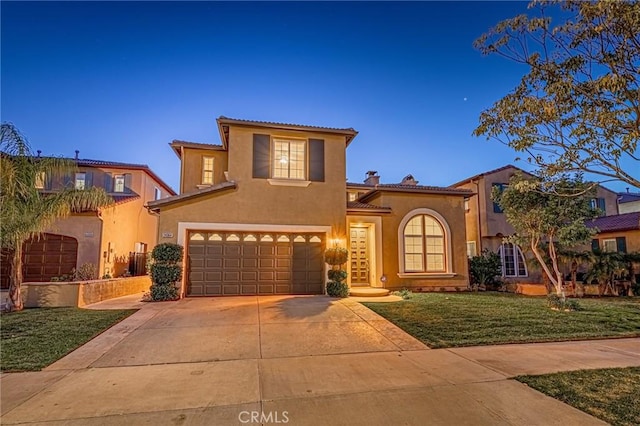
3,295,638,425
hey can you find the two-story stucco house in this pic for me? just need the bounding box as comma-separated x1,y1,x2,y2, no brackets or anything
451,164,619,284
0,156,176,288
148,116,473,297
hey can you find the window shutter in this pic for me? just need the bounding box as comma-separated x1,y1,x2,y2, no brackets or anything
591,239,600,252
597,198,606,215
308,138,325,182
616,237,627,253
104,173,113,192
45,173,52,190
124,173,133,193
63,174,72,188
85,172,93,188
252,134,270,179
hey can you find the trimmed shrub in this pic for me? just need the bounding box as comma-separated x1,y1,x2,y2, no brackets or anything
327,269,348,282
469,250,502,291
547,294,582,311
151,243,183,264
150,284,179,301
326,281,349,298
324,247,349,267
72,263,98,281
150,264,182,286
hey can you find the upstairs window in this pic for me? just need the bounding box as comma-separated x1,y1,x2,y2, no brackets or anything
272,139,306,180
75,172,86,190
154,187,162,200
35,171,46,189
114,175,125,193
590,198,606,217
492,183,507,213
202,157,214,185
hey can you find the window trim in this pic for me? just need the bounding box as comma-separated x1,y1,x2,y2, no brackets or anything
466,241,477,258
75,172,86,190
271,137,307,181
602,238,617,252
34,171,45,189
498,243,528,277
202,156,214,185
154,187,162,200
113,174,125,193
397,208,453,276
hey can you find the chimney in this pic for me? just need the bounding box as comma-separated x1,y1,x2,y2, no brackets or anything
400,174,418,186
37,150,41,158
74,150,79,160
364,170,380,186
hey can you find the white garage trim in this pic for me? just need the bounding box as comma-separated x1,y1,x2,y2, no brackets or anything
177,222,332,246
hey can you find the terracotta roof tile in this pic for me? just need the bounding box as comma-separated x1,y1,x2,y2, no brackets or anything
347,201,391,211
587,212,640,233
147,181,236,210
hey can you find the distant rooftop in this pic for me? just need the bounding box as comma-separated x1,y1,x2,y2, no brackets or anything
587,211,640,233
618,192,640,204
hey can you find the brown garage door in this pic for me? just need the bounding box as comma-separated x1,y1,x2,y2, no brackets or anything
187,231,325,296
1,233,78,288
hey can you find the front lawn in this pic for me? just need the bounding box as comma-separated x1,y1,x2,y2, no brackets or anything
363,292,640,348
517,367,640,426
1,307,136,371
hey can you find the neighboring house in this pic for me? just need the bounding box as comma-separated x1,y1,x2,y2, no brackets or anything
0,155,176,288
148,116,473,297
618,191,640,214
450,164,619,284
587,211,640,254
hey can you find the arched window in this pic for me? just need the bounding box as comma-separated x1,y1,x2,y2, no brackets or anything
498,243,527,277
398,209,452,274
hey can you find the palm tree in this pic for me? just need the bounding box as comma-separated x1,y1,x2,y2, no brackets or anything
558,249,592,297
1,123,113,312
584,250,627,296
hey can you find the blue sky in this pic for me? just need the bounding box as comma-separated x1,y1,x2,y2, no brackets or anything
3,1,624,192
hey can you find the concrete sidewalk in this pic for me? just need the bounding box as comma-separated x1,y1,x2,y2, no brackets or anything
2,294,637,425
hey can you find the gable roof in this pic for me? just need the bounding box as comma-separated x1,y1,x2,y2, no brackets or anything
170,140,225,159
146,181,236,211
586,211,640,233
358,184,473,203
75,158,176,195
216,116,359,148
618,192,640,204
347,201,392,213
449,164,532,188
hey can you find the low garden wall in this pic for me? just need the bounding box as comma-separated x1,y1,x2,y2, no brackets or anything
21,275,151,308
513,283,605,297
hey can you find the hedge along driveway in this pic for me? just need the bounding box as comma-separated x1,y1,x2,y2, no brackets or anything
363,292,640,348
1,308,136,371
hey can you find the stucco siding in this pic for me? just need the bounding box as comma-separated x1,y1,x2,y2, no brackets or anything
45,214,102,272
180,148,228,194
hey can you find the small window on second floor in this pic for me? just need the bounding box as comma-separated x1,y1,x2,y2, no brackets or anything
492,183,507,213
590,198,606,217
114,175,125,193
202,157,214,185
75,172,86,190
34,171,45,189
154,187,162,200
348,192,358,202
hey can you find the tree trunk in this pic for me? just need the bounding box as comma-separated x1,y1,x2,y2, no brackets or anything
7,241,24,312
570,261,578,297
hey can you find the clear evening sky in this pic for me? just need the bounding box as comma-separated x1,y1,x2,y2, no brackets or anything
2,1,627,193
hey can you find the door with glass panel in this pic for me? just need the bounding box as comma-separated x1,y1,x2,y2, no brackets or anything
349,227,370,285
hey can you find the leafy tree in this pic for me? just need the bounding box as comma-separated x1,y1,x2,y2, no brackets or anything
469,249,503,291
474,0,640,189
1,123,112,312
494,173,598,296
558,248,592,296
585,250,627,296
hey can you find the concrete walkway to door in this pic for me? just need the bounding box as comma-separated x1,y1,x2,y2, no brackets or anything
2,294,639,425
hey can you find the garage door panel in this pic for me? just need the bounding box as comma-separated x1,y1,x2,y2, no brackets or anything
187,230,324,297
205,271,222,281
205,258,222,268
242,258,258,268
224,258,240,268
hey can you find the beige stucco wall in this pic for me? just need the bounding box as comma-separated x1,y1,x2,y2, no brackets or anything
157,125,348,244
180,148,228,194
595,186,619,216
593,229,640,253
363,192,469,291
46,213,103,271
619,200,640,214
21,275,151,308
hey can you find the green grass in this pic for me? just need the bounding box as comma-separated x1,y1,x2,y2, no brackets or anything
1,308,136,371
517,367,640,426
363,292,640,348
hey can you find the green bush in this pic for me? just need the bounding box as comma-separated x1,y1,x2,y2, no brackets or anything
326,281,349,298
392,288,413,300
151,243,184,264
72,263,98,281
150,284,179,301
324,247,349,267
547,294,582,311
469,250,502,290
150,264,182,286
327,269,348,282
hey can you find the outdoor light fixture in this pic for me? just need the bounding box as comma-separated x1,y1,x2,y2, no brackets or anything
380,275,387,284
